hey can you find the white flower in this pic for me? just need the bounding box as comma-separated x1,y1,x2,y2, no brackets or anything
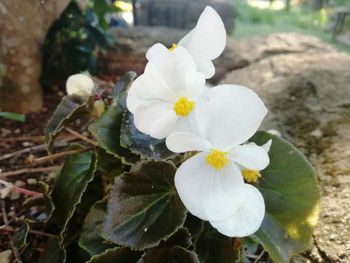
126,46,206,139
146,6,226,79
66,74,94,98
166,85,270,237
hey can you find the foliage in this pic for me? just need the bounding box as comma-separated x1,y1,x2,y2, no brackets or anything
17,73,321,262
41,0,119,88
0,111,26,122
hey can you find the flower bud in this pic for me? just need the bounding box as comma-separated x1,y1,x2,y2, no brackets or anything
66,74,94,99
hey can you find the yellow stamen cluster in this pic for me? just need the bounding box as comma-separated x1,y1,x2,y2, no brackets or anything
173,97,195,117
206,150,229,170
242,169,261,183
168,43,177,51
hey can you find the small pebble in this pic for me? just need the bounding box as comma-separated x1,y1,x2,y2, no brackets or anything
27,178,37,185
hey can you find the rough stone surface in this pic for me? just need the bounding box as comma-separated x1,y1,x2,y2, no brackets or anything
99,30,336,84
222,33,350,262
0,0,70,113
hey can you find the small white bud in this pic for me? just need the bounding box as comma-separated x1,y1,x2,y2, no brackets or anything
66,74,94,98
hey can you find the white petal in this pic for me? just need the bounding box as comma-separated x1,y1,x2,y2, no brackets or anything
146,43,168,60
66,74,94,98
194,59,215,79
145,46,206,99
262,139,272,152
179,6,226,59
229,144,270,171
195,85,268,149
175,152,244,221
210,184,265,237
134,102,177,139
178,6,226,78
127,75,153,113
166,132,211,153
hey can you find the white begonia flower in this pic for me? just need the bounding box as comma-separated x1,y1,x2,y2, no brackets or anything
166,85,270,237
66,74,94,98
146,6,226,79
126,46,207,139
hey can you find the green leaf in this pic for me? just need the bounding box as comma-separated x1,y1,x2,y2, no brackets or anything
87,247,141,263
0,111,25,122
140,246,199,263
50,150,97,231
250,131,320,263
45,96,94,153
13,221,29,250
112,71,137,98
89,98,138,164
184,214,204,243
194,223,239,263
120,112,178,160
97,149,125,180
23,182,55,223
103,160,187,250
79,200,115,256
39,238,66,263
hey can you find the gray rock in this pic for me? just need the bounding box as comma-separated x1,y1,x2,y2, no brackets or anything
222,35,350,262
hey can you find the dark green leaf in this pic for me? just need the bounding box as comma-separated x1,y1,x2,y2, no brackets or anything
250,131,320,263
23,182,55,223
89,98,138,164
184,214,204,243
39,238,66,263
13,221,29,250
97,149,125,180
79,200,115,256
45,96,94,153
87,247,141,263
103,160,187,249
112,71,137,98
195,223,238,263
120,112,178,160
140,246,199,263
0,111,25,122
50,150,97,231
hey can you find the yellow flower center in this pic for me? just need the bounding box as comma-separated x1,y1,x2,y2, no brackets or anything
173,97,195,117
242,169,261,183
168,43,177,51
206,150,229,170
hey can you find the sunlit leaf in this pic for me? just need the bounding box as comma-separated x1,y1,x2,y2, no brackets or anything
103,160,187,249
250,131,320,263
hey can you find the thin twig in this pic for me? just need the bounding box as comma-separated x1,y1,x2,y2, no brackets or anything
65,127,98,146
0,135,45,142
31,148,91,166
1,200,9,225
253,250,265,263
0,179,43,197
0,138,75,161
0,166,62,178
0,225,56,238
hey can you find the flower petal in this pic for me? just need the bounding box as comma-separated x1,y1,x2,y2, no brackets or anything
145,46,206,99
210,184,265,237
175,152,244,221
127,75,154,113
178,6,226,60
166,132,211,153
195,85,268,149
229,143,270,171
134,102,177,139
146,43,168,61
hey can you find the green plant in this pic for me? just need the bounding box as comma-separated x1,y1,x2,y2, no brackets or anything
41,0,118,88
